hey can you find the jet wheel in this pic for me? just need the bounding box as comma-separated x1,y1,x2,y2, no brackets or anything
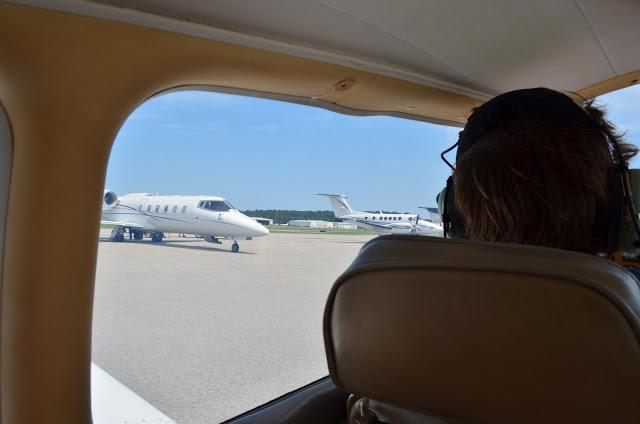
231,242,239,253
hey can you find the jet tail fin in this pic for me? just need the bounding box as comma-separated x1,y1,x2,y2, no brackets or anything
315,193,353,218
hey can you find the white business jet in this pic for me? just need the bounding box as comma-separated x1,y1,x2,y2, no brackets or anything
101,190,269,252
315,193,443,237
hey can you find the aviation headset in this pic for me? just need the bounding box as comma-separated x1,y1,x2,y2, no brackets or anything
436,87,640,257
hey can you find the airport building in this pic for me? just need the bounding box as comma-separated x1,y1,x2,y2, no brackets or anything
287,220,359,230
252,217,274,226
332,222,358,230
288,220,333,228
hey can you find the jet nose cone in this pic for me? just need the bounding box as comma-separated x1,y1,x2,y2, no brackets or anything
243,216,269,237
254,222,269,237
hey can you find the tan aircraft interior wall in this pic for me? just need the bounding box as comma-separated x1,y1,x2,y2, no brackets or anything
577,70,640,100
0,2,638,423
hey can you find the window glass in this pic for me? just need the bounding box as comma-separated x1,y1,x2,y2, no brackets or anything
598,85,640,168
95,90,456,423
199,200,231,211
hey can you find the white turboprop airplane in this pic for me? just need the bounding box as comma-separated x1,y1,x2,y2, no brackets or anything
316,193,443,237
101,190,269,252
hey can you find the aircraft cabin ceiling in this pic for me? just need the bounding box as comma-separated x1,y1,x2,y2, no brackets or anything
12,0,640,100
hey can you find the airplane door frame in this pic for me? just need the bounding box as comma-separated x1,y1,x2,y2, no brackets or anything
0,101,12,292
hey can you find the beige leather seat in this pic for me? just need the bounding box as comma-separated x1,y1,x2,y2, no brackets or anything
324,235,640,423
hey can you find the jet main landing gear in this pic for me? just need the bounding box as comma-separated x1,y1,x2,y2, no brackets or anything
151,232,164,242
231,241,239,253
110,227,125,242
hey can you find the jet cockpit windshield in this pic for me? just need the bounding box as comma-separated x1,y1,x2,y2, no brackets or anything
198,200,235,211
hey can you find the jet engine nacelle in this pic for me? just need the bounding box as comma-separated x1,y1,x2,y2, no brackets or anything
103,190,118,210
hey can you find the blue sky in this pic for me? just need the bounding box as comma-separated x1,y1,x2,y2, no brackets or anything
106,85,640,212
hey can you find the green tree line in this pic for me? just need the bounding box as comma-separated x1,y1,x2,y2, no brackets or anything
241,210,340,224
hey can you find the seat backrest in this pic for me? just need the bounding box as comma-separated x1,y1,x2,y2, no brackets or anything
324,235,640,423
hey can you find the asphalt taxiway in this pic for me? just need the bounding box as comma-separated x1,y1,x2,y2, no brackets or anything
92,231,374,424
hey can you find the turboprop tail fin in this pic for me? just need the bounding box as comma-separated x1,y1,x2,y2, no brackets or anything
315,193,354,218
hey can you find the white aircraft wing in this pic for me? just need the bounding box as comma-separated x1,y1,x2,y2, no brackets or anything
100,220,144,229
387,223,414,230
417,220,443,230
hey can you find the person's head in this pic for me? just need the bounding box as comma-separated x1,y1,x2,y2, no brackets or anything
449,88,637,253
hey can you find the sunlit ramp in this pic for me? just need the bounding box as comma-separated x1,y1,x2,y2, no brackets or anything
92,363,176,424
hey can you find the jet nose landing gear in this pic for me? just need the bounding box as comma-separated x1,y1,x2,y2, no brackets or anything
231,242,240,253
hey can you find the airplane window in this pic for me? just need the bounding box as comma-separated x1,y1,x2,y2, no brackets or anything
199,200,231,212
96,89,455,423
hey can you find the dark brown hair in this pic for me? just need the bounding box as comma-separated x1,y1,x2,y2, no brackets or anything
453,101,637,253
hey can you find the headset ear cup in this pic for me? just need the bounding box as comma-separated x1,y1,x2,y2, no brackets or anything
444,176,467,239
601,166,623,255
441,177,452,237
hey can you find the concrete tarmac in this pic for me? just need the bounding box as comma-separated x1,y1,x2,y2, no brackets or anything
92,231,374,424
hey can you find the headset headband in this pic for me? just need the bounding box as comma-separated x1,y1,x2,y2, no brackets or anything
456,88,600,162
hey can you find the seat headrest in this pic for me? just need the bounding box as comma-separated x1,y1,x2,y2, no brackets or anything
324,235,640,423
